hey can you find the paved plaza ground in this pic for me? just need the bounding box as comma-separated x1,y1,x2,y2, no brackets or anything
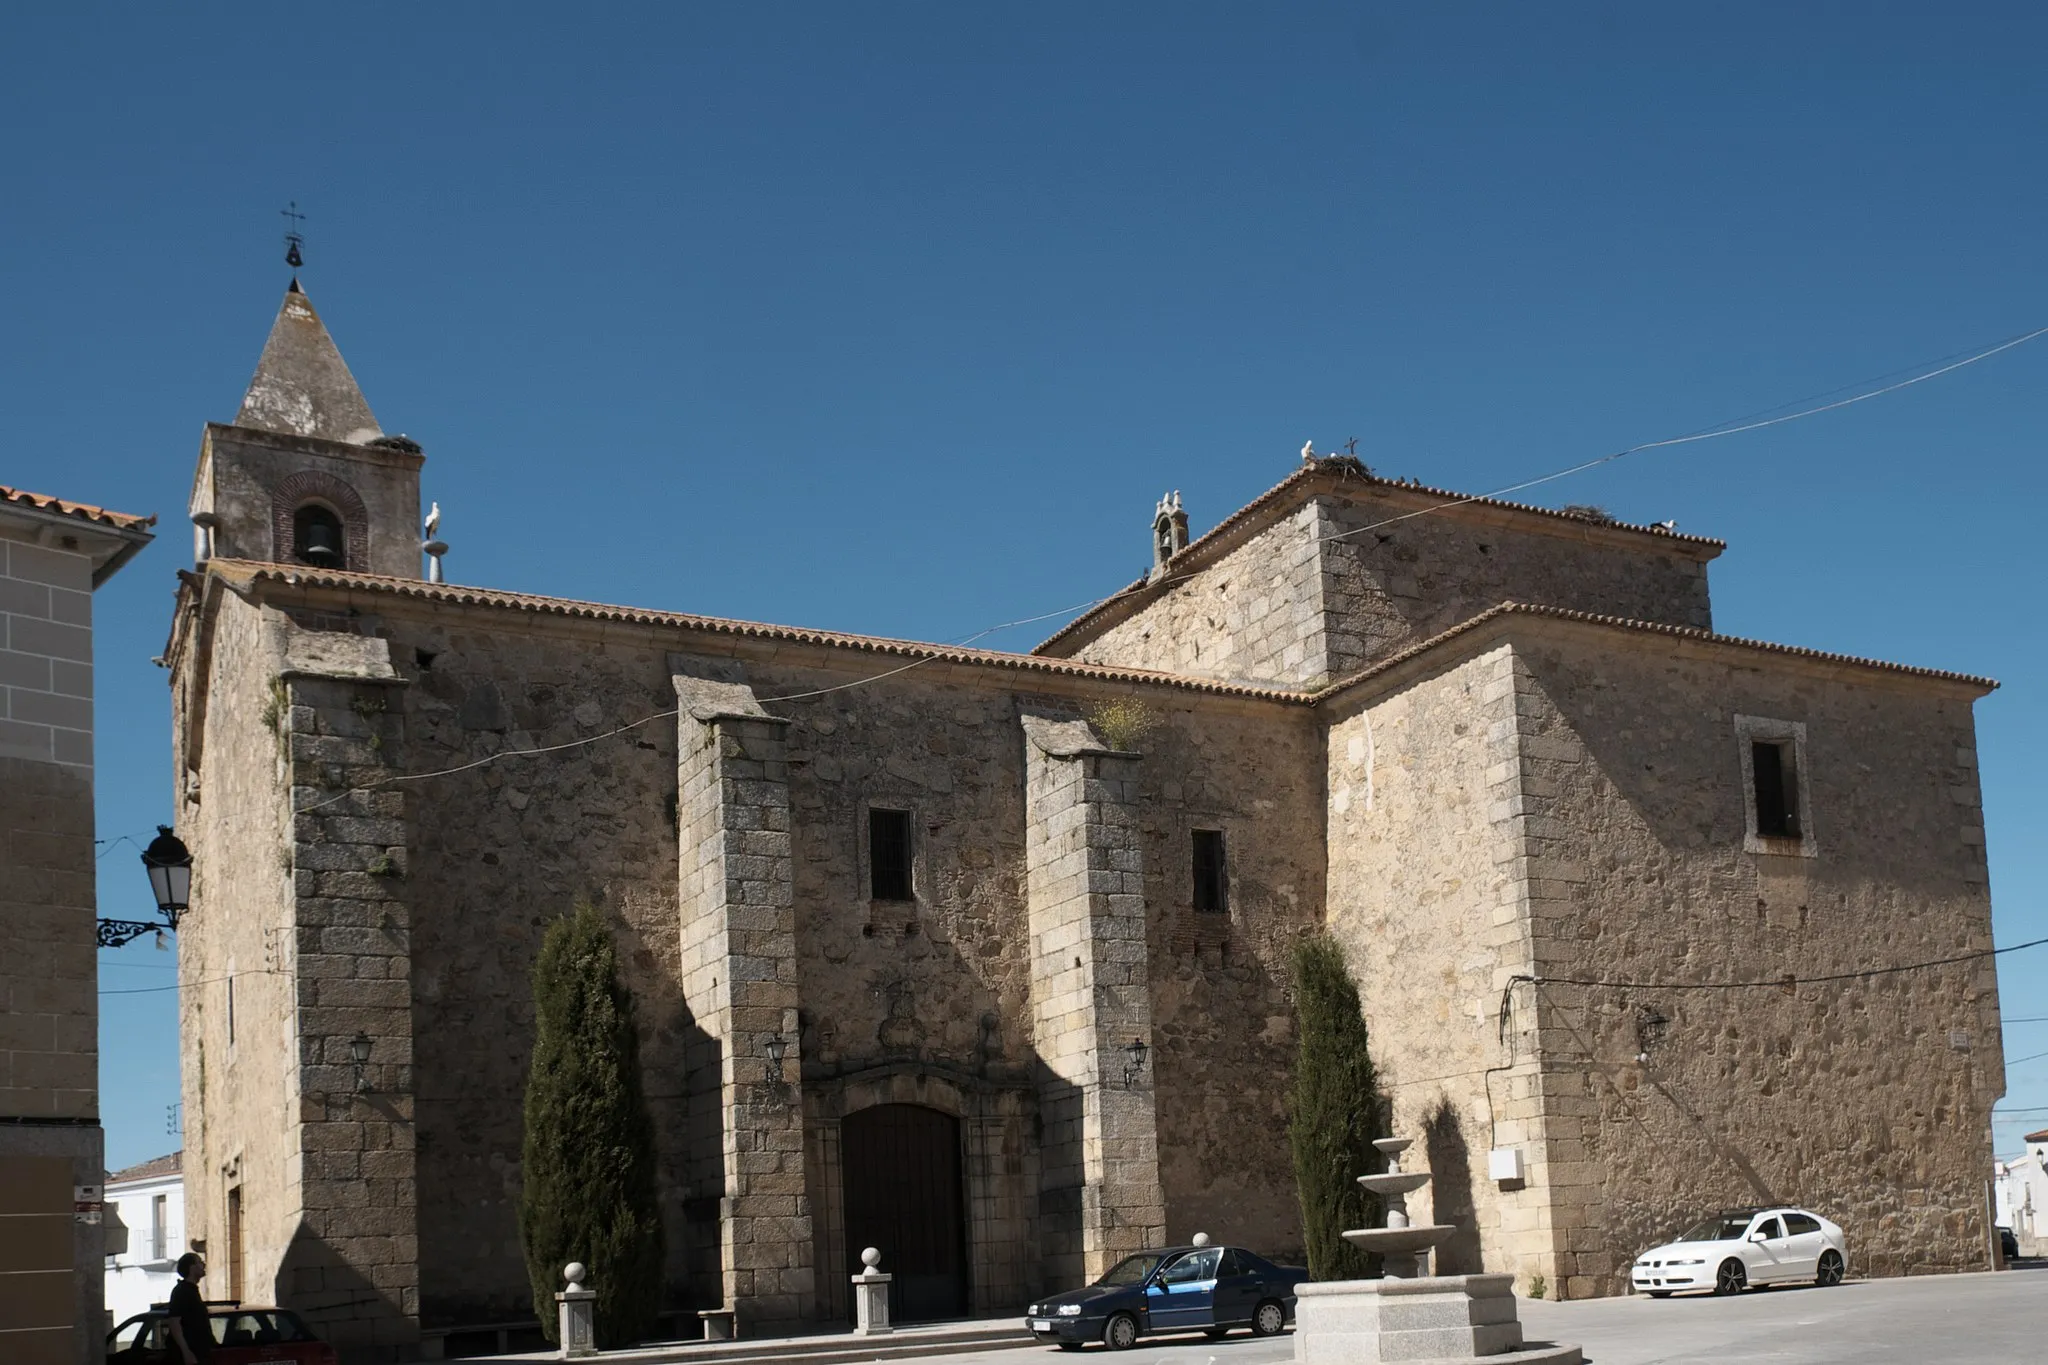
899,1265,2047,1365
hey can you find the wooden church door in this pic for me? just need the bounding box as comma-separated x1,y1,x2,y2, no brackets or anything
841,1103,968,1321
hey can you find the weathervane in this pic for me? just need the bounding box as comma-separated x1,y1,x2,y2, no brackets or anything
281,201,306,270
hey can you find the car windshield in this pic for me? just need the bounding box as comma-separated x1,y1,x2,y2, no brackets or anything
1095,1254,1165,1287
1680,1213,1757,1243
210,1311,316,1346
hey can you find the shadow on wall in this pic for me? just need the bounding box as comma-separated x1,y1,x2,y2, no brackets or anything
610,911,719,1324
1423,1098,1484,1276
275,1222,409,1364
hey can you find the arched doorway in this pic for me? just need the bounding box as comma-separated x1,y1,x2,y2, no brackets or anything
841,1103,967,1321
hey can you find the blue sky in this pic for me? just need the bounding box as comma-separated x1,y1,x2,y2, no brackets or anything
5,2,2045,1171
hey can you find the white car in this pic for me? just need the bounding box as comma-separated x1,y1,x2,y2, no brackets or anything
1631,1206,1847,1297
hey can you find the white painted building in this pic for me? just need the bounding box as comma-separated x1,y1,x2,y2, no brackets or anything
103,1153,183,1325
1993,1129,2048,1258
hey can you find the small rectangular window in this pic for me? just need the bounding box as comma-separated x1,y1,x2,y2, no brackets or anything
869,808,913,902
1751,740,1801,838
1192,829,1228,914
226,975,236,1047
151,1194,167,1260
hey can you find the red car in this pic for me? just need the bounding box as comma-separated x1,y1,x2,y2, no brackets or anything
108,1306,337,1365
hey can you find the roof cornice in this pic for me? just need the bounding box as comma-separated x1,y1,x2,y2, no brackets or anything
1033,458,1725,657
1308,601,1998,710
190,564,1990,718
0,484,157,586
203,561,1312,706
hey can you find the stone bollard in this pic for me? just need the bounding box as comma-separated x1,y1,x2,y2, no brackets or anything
851,1246,893,1336
556,1262,596,1359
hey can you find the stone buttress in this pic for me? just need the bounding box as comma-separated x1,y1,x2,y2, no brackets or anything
1020,710,1167,1286
674,666,815,1330
281,631,422,1358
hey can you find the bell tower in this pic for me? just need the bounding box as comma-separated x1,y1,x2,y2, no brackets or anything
188,282,423,578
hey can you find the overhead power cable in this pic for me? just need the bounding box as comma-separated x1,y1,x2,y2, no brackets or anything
1316,322,2048,548
286,322,2044,816
99,969,284,997
289,592,1132,815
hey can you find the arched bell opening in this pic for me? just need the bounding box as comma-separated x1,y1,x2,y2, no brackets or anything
292,501,347,568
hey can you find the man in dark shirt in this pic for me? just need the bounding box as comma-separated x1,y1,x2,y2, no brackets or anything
166,1253,211,1364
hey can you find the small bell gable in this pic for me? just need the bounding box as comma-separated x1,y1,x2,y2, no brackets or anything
189,284,425,578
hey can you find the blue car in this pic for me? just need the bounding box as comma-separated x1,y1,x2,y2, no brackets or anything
1024,1244,1310,1350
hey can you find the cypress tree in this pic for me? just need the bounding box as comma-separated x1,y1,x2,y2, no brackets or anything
1287,934,1385,1280
521,898,665,1346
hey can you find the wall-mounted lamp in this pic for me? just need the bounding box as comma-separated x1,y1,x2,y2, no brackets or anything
762,1032,792,1101
350,1032,373,1092
1121,1037,1149,1088
100,826,194,948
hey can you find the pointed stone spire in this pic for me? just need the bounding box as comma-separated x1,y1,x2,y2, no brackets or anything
235,285,383,445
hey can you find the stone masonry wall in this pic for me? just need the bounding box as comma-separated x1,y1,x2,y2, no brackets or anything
1322,646,1562,1290
282,649,421,1359
198,427,423,579
1313,494,1712,681
1068,484,1713,691
1137,704,1326,1258
780,678,1040,1312
1079,507,1330,688
176,592,304,1323
1021,714,1166,1285
675,695,813,1330
0,528,98,1122
1507,630,2000,1296
389,616,687,1327
0,517,106,1365
0,756,96,1123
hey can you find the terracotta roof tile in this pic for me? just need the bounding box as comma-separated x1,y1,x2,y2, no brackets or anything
211,561,1310,704
1308,601,1999,701
207,563,1992,707
0,484,156,532
1036,457,1725,655
107,1151,181,1186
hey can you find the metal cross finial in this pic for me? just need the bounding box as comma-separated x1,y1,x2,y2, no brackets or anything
281,201,306,269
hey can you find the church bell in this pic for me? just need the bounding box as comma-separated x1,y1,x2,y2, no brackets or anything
298,516,343,566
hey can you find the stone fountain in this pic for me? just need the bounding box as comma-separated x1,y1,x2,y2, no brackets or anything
1347,1135,1458,1278
1293,1131,1581,1365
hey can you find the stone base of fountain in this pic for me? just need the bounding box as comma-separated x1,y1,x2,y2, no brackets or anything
1293,1273,1582,1365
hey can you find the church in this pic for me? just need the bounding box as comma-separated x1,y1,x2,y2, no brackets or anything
168,283,2006,1358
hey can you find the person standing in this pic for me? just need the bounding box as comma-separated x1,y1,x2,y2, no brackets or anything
166,1253,211,1365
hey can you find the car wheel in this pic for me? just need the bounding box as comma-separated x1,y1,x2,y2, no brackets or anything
1647,1291,1672,1299
1714,1259,1747,1296
1251,1300,1287,1337
1815,1250,1844,1287
1104,1313,1139,1351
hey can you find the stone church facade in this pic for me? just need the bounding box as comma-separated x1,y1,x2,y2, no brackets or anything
167,286,2006,1358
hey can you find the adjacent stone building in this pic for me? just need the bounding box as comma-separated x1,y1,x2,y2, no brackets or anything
2,485,154,1365
166,284,2006,1358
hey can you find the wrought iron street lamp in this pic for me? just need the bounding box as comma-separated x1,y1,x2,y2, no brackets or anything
762,1032,791,1101
97,826,193,948
1121,1037,1149,1088
350,1033,374,1092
